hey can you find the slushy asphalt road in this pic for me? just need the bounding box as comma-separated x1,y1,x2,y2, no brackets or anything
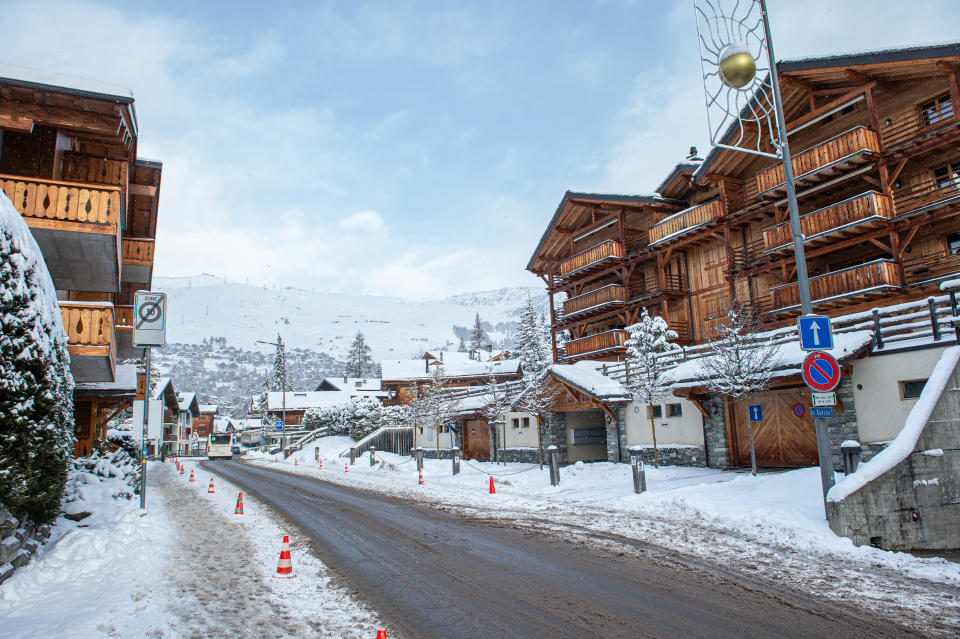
204,460,918,639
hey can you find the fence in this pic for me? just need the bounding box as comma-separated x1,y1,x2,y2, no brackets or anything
343,426,415,460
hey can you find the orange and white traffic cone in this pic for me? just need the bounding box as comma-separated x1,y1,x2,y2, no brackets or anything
345,463,349,473
208,478,215,494
418,469,424,485
180,465,184,476
376,630,386,639
489,476,496,494
275,535,295,578
318,460,323,470
275,456,278,463
189,469,195,483
235,493,244,515
294,458,298,467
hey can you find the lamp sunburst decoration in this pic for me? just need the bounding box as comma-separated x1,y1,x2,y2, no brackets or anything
694,0,780,159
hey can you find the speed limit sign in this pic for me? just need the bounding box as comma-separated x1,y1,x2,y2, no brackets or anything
133,291,167,347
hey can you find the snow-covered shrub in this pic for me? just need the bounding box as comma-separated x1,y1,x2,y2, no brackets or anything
0,196,74,525
65,448,140,509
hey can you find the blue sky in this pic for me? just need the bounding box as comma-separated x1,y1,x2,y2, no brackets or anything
2,1,957,299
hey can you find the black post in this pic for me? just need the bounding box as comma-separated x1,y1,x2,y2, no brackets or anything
139,348,151,510
952,291,960,344
452,446,461,475
547,445,560,486
369,446,376,467
873,309,884,349
929,297,941,341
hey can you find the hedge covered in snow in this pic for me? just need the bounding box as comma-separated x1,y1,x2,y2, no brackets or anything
302,397,408,441
0,194,74,525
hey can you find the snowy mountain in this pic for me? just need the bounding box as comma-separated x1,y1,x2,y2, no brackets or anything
154,274,548,361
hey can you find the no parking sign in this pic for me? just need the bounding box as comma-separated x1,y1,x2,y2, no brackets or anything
802,351,841,392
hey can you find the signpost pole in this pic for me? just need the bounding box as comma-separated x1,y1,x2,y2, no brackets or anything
140,347,151,510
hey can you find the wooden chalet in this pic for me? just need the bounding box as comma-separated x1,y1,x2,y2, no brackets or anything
529,43,960,364
193,404,218,439
0,65,164,456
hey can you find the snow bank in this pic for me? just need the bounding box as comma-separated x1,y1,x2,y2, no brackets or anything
828,346,960,502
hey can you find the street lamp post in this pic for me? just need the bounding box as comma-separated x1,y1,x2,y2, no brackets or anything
257,336,286,451
694,0,834,512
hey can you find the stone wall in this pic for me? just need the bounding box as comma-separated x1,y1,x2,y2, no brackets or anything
0,503,50,585
701,395,732,469
604,404,630,463
827,350,960,551
540,412,569,464
823,377,861,471
629,445,705,467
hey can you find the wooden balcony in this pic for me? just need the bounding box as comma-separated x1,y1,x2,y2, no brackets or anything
770,259,901,312
881,100,957,150
560,240,624,278
115,305,134,330
1,174,122,292
893,179,960,219
903,249,960,287
763,191,894,255
631,272,686,301
563,329,630,360
121,237,155,283
649,199,724,246
562,284,626,318
60,302,117,382
755,126,880,196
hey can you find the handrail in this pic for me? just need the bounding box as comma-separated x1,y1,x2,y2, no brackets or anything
763,191,893,250
649,199,724,244
755,126,880,193
0,174,121,227
560,240,624,277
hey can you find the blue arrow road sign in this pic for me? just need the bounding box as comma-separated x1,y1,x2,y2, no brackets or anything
748,404,763,422
798,315,834,351
275,420,283,431
810,406,833,419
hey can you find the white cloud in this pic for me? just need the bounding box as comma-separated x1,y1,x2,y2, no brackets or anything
339,210,385,233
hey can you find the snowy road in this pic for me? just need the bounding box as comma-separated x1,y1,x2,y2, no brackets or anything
205,460,918,639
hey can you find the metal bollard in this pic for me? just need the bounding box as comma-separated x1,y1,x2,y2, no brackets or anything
415,447,424,472
841,440,862,475
452,446,461,475
314,447,319,462
629,446,647,494
370,446,376,466
547,445,560,486
349,448,356,466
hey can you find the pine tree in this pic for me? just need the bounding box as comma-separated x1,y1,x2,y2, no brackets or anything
624,309,680,468
272,335,291,391
0,225,74,525
346,331,374,378
700,302,783,475
469,313,487,356
457,337,467,353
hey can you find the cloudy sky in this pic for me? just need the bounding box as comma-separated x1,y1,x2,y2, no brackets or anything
1,1,956,299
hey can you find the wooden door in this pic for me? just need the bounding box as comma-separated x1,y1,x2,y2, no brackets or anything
462,419,490,461
733,387,818,467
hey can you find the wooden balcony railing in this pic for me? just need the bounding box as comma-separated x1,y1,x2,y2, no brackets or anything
122,238,155,265
59,302,116,358
115,305,134,330
882,99,956,149
903,249,960,287
649,199,724,245
562,284,626,317
0,174,121,231
560,240,624,277
755,126,881,194
60,152,127,188
763,191,894,251
893,179,960,218
770,259,901,310
564,329,630,358
631,272,686,300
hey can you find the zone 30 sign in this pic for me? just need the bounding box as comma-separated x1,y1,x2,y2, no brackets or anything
132,291,167,348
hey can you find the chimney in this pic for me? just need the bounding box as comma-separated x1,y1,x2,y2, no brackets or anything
686,146,704,162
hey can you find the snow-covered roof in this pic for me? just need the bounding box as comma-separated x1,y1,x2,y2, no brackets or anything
233,418,262,430
666,330,875,390
74,364,137,395
153,377,172,401
199,404,218,414
0,63,134,102
317,377,382,392
267,391,352,410
381,358,521,382
549,361,632,401
177,392,199,415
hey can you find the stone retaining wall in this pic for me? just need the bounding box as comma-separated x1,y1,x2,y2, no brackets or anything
0,503,50,585
629,445,706,467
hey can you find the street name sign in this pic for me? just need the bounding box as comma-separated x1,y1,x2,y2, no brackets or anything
132,291,167,347
802,351,841,392
748,404,763,422
811,392,837,407
810,406,833,419
797,315,834,351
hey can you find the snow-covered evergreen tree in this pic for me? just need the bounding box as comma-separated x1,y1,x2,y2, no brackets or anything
346,331,374,377
624,309,680,468
700,302,782,475
348,397,384,440
457,337,467,353
0,201,74,525
272,335,291,391
469,313,487,357
258,368,271,424
514,297,557,467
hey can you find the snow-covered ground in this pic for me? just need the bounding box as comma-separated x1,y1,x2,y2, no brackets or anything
0,459,383,638
243,437,960,635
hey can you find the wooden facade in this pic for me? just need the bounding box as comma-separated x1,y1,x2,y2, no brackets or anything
529,44,960,364
0,70,163,455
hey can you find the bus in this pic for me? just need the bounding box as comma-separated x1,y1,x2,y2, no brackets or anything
207,433,233,460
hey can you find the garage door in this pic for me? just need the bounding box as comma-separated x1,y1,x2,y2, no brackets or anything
733,387,818,467
462,419,490,461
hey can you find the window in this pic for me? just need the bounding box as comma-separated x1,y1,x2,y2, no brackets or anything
920,93,954,127
512,418,520,429
522,417,530,429
900,379,928,400
648,405,662,419
667,403,683,418
570,428,606,445
933,160,960,190
947,232,960,255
